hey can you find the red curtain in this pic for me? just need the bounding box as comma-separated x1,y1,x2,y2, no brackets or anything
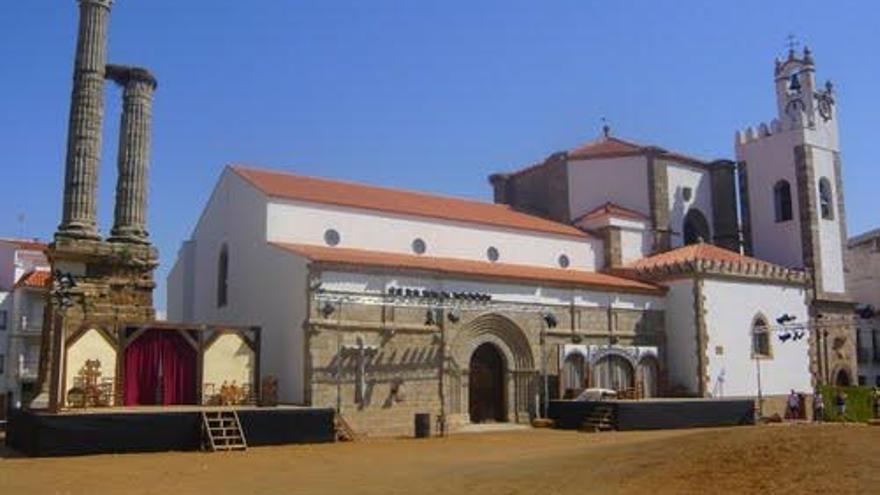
124,330,197,406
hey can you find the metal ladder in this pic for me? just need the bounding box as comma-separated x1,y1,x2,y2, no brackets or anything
202,410,248,451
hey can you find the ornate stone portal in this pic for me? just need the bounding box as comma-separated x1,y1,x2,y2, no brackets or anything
32,0,159,411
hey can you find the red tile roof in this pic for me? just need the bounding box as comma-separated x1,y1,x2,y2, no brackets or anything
0,238,47,252
15,269,51,290
568,136,644,159
576,202,650,223
232,165,589,239
272,242,664,295
627,243,775,271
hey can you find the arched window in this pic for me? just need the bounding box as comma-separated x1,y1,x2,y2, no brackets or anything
683,209,710,245
819,178,834,220
592,354,634,393
751,315,771,358
217,244,229,308
773,180,793,222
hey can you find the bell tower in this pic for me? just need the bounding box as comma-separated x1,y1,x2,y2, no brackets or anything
736,45,855,387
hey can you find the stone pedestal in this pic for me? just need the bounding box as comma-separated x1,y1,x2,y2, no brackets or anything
32,238,158,411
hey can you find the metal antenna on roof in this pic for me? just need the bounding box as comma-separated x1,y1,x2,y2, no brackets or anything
16,212,26,238
601,117,611,138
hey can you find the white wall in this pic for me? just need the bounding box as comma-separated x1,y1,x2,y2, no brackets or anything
170,169,309,403
662,279,699,394
666,163,714,248
737,130,804,269
620,227,652,264
811,146,846,294
702,278,810,397
267,199,601,271
567,156,651,222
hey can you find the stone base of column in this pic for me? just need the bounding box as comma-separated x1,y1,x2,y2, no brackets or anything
56,221,100,241
108,226,149,244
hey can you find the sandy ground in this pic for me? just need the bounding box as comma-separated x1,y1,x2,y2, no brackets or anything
1,424,878,495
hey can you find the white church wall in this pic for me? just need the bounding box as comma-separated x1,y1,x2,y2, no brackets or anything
203,333,256,390
620,228,652,264
171,169,308,403
811,146,846,294
662,279,699,394
737,130,804,269
266,198,601,271
666,163,714,248
567,156,651,221
702,278,810,398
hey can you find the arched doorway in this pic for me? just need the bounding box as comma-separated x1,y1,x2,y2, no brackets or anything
683,209,710,245
469,343,506,423
593,354,634,394
834,368,852,387
636,356,659,398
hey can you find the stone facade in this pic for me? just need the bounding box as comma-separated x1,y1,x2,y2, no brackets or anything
305,272,666,437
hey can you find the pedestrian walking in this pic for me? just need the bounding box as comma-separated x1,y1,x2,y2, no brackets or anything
813,389,825,422
835,390,847,422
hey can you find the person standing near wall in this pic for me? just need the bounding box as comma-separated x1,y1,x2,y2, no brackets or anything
813,389,824,422
835,390,847,422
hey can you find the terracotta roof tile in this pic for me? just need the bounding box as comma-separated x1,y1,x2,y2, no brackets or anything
576,202,650,223
232,165,588,239
568,136,644,159
627,243,776,271
272,242,664,295
15,269,51,290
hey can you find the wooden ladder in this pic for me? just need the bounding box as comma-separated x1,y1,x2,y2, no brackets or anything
202,410,248,451
579,403,616,433
334,415,358,442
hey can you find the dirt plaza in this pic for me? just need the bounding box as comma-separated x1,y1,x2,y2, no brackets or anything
1,423,878,495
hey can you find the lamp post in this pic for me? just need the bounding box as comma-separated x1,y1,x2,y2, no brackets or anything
48,270,77,411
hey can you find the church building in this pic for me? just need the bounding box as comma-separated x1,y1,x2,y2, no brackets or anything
168,47,855,436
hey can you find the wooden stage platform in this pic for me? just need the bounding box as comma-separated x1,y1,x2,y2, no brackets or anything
5,405,336,457
548,397,756,431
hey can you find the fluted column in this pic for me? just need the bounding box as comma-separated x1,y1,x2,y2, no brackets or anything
107,65,157,244
57,0,114,240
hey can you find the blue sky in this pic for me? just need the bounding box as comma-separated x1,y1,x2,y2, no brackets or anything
2,1,878,310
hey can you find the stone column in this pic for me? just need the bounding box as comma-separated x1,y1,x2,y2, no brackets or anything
107,65,157,244
57,0,114,240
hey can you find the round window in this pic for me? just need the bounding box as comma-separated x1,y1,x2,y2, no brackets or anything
486,246,499,262
558,254,570,268
324,229,340,246
412,238,427,255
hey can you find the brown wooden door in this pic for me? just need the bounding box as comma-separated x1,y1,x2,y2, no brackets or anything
469,343,505,423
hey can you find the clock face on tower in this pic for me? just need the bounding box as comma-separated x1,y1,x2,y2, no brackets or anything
816,92,834,121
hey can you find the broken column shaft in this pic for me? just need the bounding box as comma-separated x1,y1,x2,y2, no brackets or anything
107,65,157,244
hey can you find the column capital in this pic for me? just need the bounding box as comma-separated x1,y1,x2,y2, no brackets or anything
106,64,158,90
79,0,114,9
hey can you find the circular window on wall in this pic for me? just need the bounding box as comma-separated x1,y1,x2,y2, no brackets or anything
486,246,500,262
558,254,570,268
324,229,341,246
412,238,427,255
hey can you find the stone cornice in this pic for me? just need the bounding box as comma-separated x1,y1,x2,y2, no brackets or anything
628,257,808,286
